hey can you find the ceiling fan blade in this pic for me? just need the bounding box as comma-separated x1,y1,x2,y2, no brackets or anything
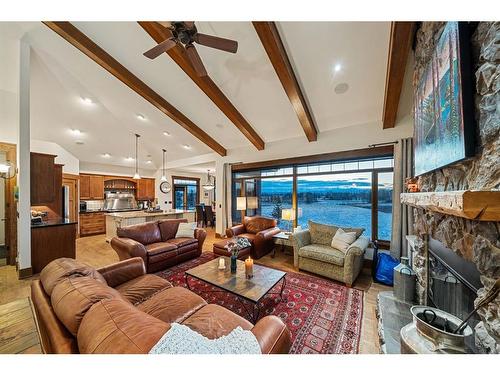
158,21,173,29
143,38,177,59
194,33,238,53
185,44,208,77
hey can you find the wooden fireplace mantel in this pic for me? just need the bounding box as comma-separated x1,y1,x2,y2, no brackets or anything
400,190,500,221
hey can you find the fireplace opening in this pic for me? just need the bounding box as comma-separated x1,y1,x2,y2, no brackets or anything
427,237,482,332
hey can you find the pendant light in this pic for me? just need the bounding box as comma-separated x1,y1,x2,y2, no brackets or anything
202,169,215,191
160,148,167,182
133,133,141,180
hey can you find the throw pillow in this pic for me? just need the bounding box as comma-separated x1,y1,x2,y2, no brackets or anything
308,220,339,246
330,228,357,253
175,222,196,238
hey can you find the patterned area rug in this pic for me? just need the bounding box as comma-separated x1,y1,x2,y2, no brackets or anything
156,253,363,354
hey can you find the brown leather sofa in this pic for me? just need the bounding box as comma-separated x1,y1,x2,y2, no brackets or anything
226,216,280,259
31,257,292,354
110,219,206,273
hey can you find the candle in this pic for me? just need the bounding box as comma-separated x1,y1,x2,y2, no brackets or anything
218,258,225,270
245,257,253,279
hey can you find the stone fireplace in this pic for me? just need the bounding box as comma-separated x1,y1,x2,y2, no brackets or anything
411,22,500,353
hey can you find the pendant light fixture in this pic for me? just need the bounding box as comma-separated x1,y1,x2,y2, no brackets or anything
161,148,167,182
202,169,215,191
133,133,141,180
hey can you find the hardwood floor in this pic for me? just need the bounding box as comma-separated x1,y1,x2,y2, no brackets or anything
0,228,389,354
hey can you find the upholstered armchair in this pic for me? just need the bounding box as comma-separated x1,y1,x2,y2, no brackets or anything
226,216,280,259
291,221,369,287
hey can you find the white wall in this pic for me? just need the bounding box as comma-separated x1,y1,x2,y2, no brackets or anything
31,139,80,175
0,35,20,145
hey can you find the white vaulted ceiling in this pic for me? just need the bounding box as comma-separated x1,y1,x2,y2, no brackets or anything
0,21,407,169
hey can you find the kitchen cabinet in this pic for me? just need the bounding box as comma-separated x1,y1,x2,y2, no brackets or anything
31,153,56,205
31,222,77,274
80,174,104,200
89,175,104,199
79,212,106,236
80,175,91,199
137,178,155,200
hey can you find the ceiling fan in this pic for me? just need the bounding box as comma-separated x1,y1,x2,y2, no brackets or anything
143,21,238,77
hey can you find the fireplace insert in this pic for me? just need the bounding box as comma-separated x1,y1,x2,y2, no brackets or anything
427,237,482,331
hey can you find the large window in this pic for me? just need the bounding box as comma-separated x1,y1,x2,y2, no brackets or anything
172,177,199,210
232,155,394,246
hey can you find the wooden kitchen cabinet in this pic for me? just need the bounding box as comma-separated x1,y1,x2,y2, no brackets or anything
137,178,155,200
89,175,104,199
80,174,104,200
80,174,91,199
79,212,106,236
31,153,56,205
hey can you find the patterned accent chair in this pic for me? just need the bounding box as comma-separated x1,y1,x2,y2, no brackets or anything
290,221,369,287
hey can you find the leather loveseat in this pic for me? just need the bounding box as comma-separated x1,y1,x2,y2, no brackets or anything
110,219,206,273
226,216,280,259
31,257,292,354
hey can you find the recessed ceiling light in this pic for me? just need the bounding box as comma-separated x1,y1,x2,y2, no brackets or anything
101,153,111,158
334,64,342,72
125,156,134,161
163,131,171,136
215,123,224,129
334,82,349,94
136,114,146,121
71,129,82,136
81,97,93,105
75,140,84,145
146,160,152,164
183,144,191,150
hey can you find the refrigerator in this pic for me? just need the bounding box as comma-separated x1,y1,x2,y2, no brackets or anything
62,185,70,219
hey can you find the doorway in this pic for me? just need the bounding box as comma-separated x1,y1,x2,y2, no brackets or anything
172,176,200,210
0,143,17,266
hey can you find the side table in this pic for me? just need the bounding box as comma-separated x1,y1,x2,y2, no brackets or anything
272,232,293,258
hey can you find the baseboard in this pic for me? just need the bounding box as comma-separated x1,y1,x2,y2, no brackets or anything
18,267,33,279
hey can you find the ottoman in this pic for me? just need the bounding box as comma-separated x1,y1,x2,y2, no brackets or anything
213,239,251,259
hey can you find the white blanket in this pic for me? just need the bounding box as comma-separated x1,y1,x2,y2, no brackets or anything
149,323,261,354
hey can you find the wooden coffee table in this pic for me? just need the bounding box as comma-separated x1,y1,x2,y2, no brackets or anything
185,257,286,323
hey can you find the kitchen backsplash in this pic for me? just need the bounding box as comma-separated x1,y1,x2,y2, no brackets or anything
85,200,104,211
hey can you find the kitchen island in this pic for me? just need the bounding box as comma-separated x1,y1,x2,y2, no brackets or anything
104,209,195,241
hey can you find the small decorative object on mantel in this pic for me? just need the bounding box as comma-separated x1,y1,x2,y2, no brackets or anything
405,177,419,193
245,257,254,279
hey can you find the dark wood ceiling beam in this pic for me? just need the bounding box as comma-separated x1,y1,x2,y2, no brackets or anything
382,22,416,129
252,22,318,142
138,21,265,151
43,21,227,156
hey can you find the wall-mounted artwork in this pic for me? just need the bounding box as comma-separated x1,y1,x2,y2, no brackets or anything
414,22,475,176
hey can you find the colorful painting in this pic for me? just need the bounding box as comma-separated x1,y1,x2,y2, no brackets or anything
414,22,474,176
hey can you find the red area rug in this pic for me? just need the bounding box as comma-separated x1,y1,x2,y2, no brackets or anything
156,253,363,354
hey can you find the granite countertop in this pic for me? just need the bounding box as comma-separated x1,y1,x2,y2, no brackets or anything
79,209,143,214
31,218,78,228
105,209,194,219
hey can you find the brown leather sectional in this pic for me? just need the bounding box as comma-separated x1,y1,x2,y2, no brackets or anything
226,216,280,259
31,257,292,354
110,219,206,273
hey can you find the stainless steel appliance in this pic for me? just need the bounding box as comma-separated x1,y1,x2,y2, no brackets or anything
103,192,139,212
62,185,70,219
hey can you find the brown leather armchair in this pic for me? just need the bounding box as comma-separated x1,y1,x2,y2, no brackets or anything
226,216,280,259
31,257,292,354
110,219,206,273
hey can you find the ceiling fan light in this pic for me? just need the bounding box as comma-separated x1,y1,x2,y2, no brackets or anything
202,184,215,191
160,175,167,182
133,173,141,180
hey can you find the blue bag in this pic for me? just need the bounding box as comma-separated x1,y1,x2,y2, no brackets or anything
374,252,399,286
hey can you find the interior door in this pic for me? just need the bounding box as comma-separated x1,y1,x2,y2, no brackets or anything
0,157,6,266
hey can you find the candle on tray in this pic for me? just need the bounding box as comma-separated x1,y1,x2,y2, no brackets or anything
245,257,253,279
218,258,225,270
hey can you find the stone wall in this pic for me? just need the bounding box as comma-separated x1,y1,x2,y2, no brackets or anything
412,22,500,353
